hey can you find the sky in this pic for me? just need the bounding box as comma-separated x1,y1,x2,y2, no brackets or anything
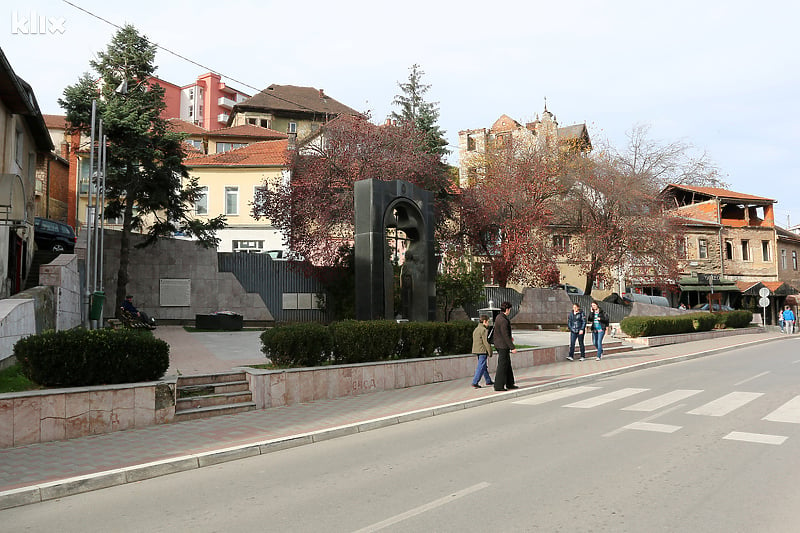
4,0,800,225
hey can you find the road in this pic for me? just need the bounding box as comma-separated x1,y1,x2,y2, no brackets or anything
4,337,800,532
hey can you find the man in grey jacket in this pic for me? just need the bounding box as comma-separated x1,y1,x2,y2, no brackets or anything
493,301,518,391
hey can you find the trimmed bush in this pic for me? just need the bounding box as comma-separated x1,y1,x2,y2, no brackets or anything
330,320,401,364
15,328,169,387
620,311,752,338
260,322,331,367
259,320,477,367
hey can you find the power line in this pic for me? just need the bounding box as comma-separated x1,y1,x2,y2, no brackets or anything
61,0,261,94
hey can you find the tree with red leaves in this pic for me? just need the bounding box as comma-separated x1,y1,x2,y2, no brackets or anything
252,115,453,268
458,141,567,288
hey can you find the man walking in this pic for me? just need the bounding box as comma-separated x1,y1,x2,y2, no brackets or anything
493,301,519,391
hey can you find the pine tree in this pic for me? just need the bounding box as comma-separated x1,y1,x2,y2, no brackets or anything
59,25,225,313
390,64,449,157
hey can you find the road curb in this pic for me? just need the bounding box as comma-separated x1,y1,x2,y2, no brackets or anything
0,334,787,510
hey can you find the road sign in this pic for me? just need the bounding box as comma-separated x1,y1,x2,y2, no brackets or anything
759,297,770,307
759,287,770,298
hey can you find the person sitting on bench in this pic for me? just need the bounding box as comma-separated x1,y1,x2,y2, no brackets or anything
122,295,155,327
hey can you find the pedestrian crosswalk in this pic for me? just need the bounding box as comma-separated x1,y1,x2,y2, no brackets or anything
513,386,800,445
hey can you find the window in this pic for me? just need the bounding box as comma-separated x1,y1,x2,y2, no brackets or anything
467,137,476,151
247,118,257,125
260,119,271,128
762,240,771,261
188,88,194,99
225,186,239,215
552,235,570,254
725,240,733,260
677,238,687,259
232,240,264,253
467,168,478,187
195,186,208,215
216,142,247,153
741,239,750,261
15,128,24,166
698,238,708,259
794,251,798,271
288,122,297,134
185,139,203,150
188,106,193,118
782,249,787,270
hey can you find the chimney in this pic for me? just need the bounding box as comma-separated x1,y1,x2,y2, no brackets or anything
385,118,392,126
288,132,297,151
319,88,325,99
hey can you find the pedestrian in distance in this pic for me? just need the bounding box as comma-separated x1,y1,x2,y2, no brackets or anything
470,314,494,388
493,301,519,391
587,301,611,360
782,305,795,334
566,302,587,361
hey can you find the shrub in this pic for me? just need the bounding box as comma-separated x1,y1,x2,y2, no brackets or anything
715,310,754,329
330,320,402,364
15,328,169,387
260,322,331,367
620,311,752,338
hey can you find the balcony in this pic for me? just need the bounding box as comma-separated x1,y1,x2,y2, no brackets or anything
218,96,236,109
217,113,230,124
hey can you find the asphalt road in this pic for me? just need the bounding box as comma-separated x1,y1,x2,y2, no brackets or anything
4,337,800,532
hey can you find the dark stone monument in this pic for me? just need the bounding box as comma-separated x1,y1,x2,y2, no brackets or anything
354,179,436,321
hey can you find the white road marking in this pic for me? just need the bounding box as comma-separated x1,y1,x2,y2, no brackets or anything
622,390,703,412
352,482,490,532
734,371,770,386
723,432,787,445
565,388,649,408
763,395,800,423
687,392,764,416
604,403,686,437
624,422,682,433
512,386,601,405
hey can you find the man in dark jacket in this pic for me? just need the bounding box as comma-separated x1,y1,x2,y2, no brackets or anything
493,301,518,391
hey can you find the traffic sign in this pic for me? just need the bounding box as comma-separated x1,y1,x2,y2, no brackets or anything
759,296,770,307
759,287,770,298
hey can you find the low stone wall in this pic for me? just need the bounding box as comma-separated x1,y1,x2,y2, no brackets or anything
0,299,36,370
624,327,763,347
0,380,176,449
244,345,570,409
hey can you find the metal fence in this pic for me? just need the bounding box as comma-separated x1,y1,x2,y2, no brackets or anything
568,294,630,323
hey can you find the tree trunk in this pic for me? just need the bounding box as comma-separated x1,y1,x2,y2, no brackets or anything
114,200,135,316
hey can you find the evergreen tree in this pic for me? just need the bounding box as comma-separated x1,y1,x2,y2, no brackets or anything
59,25,226,312
390,64,449,156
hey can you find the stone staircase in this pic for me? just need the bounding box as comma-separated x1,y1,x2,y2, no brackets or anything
174,371,256,422
24,250,61,290
571,339,634,358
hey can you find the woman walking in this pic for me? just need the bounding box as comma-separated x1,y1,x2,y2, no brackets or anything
587,301,611,360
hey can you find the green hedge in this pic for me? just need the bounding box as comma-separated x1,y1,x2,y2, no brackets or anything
15,328,169,387
261,320,476,367
620,311,753,338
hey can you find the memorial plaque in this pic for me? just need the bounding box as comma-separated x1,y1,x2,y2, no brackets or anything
160,279,191,307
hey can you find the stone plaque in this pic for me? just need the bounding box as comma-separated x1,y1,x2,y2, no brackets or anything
160,279,191,307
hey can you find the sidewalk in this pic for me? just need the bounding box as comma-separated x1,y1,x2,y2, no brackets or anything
0,329,788,510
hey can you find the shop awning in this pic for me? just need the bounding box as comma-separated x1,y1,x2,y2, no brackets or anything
678,275,741,293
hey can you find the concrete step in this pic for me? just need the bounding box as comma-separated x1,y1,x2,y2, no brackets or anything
177,372,247,387
176,391,253,411
172,402,256,422
178,380,250,397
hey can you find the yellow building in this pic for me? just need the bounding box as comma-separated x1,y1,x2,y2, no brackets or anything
185,139,289,254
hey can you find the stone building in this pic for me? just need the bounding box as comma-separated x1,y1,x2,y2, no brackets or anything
457,106,590,187
662,184,797,312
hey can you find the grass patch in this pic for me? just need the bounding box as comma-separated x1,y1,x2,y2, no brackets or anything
0,363,40,393
182,326,264,333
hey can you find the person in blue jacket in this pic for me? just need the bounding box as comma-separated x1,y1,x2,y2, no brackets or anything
782,305,795,334
566,303,587,361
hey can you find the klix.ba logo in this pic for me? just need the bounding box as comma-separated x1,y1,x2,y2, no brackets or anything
11,11,66,35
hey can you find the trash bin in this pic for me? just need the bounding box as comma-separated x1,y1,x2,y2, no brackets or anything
89,291,105,321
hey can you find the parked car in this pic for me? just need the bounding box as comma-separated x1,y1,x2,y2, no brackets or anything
550,283,584,295
692,303,735,312
33,217,76,253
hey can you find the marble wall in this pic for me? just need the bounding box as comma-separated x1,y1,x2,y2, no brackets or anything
0,381,176,448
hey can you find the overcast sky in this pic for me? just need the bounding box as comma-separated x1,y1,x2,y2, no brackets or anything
5,0,799,225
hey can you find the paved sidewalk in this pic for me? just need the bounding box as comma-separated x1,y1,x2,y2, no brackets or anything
0,330,790,510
